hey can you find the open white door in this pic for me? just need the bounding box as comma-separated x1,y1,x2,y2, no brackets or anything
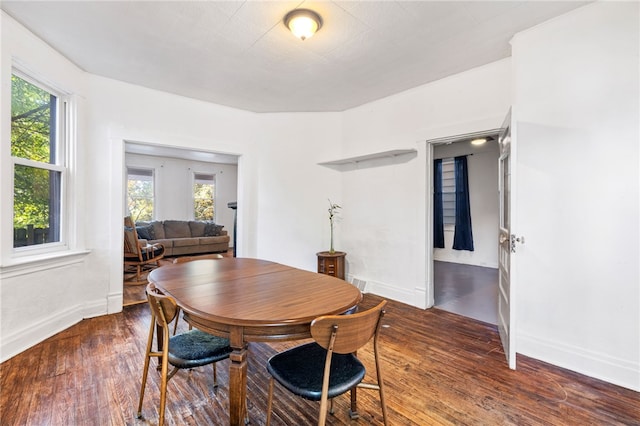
498,109,517,369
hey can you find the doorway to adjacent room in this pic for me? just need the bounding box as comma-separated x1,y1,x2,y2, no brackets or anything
429,131,500,325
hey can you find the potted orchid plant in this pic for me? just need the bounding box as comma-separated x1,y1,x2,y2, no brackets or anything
327,199,341,254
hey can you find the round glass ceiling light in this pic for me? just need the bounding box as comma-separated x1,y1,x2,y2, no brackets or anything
284,9,323,41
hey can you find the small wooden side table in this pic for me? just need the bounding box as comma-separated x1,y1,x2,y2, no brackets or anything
316,251,346,280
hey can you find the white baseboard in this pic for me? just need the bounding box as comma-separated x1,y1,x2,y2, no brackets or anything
518,331,640,392
1,304,82,363
361,279,428,309
107,291,123,315
83,299,109,318
0,297,109,363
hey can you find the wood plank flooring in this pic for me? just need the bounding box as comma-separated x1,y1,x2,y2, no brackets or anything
1,294,638,425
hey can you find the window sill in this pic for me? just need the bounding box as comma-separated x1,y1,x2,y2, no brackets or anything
1,249,91,279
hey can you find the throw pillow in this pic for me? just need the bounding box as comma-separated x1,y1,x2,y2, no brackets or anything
204,222,223,237
136,225,155,240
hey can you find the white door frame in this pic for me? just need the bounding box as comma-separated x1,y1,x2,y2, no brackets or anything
423,123,514,360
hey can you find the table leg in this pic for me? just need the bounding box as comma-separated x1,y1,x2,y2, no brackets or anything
229,328,248,426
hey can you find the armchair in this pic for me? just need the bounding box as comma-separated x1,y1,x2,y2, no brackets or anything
124,216,165,285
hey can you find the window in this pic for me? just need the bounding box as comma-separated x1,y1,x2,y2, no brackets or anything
127,168,155,221
11,73,66,248
193,173,215,221
441,158,456,226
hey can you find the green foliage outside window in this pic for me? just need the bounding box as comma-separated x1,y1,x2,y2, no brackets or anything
11,74,58,244
194,182,214,221
14,165,59,229
127,176,154,222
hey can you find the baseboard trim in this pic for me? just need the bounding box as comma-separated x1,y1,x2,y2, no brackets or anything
518,331,640,392
1,297,109,363
107,291,123,314
364,279,427,309
1,304,82,363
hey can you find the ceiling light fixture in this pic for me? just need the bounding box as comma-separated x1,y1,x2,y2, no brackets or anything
284,9,322,41
470,138,487,146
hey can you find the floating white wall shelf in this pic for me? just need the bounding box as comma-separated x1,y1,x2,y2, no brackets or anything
318,149,417,166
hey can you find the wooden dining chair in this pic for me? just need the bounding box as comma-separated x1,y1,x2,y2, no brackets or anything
137,283,233,425
266,300,389,426
124,216,165,285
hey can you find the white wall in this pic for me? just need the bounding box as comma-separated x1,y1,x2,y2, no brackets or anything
433,140,499,268
339,60,511,308
512,2,639,391
250,113,344,270
125,153,238,240
0,12,93,361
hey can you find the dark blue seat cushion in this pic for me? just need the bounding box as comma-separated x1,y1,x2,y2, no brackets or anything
168,330,232,369
140,244,164,261
267,342,365,401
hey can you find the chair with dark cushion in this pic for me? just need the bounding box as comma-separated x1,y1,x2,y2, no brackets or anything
137,283,233,425
123,216,165,285
266,300,389,426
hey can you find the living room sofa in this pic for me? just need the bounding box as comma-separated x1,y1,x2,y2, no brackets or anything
134,220,230,256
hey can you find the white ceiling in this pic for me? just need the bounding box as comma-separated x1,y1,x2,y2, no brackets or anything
2,1,588,113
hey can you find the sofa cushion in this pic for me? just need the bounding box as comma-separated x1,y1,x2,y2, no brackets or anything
164,220,191,238
204,222,224,237
173,237,200,247
189,221,206,237
150,238,174,248
199,236,229,245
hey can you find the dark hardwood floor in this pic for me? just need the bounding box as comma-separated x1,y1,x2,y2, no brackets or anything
1,294,638,425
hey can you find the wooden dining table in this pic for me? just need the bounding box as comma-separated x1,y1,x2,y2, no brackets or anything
147,257,363,426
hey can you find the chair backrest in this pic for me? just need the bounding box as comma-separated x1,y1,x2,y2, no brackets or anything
146,283,179,327
124,216,142,259
310,300,387,354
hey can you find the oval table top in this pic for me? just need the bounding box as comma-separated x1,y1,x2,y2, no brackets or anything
147,257,362,330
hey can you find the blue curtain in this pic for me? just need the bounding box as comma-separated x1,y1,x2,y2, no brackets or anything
433,159,444,248
453,156,474,251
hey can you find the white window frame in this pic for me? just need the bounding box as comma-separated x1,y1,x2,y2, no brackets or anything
192,172,216,221
9,69,72,258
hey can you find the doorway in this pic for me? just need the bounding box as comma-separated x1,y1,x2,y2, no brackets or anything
122,141,239,306
429,132,500,325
